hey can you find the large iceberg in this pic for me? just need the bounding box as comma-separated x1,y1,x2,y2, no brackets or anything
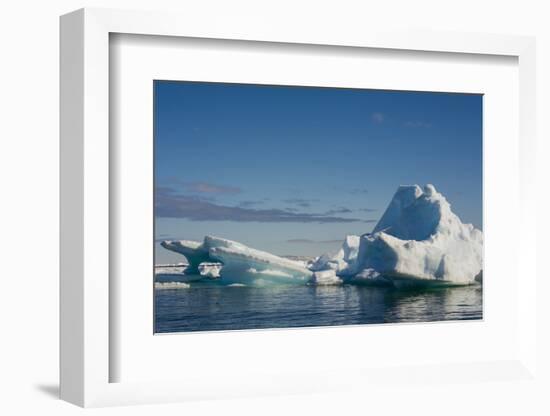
354,184,483,285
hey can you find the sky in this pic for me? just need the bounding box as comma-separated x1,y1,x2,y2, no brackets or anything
154,81,482,264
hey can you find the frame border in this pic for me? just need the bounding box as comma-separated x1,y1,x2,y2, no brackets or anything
60,7,537,407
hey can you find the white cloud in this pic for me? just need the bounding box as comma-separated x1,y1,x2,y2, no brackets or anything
371,112,385,123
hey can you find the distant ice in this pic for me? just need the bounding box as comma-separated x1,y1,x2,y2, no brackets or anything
154,281,190,289
154,263,187,275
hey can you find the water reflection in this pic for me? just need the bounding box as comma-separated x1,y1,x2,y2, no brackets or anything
154,284,482,333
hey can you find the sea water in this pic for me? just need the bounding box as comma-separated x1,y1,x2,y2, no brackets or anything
154,282,482,333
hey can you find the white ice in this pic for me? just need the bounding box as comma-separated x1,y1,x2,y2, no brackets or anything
309,235,360,275
198,262,223,278
309,269,342,285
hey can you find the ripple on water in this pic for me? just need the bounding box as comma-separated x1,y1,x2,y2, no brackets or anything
154,283,482,333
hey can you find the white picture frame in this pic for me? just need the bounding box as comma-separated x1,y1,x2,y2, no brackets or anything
60,7,537,407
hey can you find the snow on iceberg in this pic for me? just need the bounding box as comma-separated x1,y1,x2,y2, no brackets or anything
309,235,360,275
355,184,483,285
206,236,313,285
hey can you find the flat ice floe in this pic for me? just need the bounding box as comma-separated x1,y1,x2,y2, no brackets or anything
154,281,191,289
154,263,188,276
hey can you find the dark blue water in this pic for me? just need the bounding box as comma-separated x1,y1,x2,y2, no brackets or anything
154,283,482,333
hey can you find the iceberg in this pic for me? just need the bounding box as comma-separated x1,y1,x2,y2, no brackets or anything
354,184,483,285
161,235,313,286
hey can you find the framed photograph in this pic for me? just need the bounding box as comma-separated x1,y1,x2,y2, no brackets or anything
60,8,538,407
152,81,484,335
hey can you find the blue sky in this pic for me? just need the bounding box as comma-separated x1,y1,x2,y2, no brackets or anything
154,81,482,263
